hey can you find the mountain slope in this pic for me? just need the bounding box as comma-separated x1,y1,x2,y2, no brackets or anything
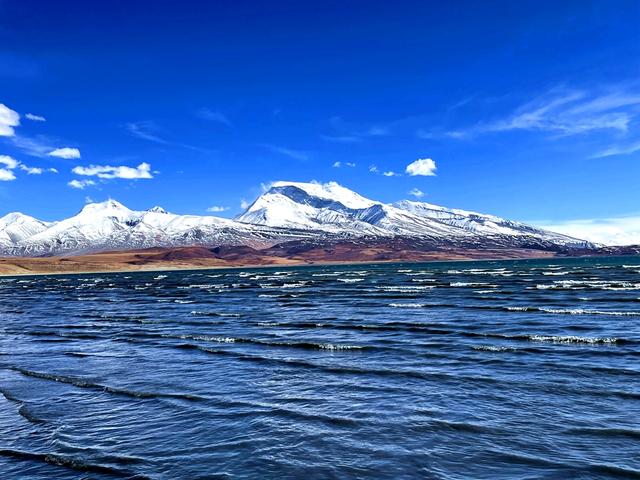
237,181,592,249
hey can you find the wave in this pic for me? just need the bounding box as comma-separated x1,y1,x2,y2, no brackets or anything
450,282,497,288
538,307,640,316
528,335,619,344
171,333,366,351
389,303,427,308
0,448,147,478
472,345,517,352
190,310,241,317
565,426,640,440
12,367,207,402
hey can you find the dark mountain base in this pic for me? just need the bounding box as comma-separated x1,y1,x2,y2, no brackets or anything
0,238,611,276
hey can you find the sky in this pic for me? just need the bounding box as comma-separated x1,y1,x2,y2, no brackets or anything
1,0,639,244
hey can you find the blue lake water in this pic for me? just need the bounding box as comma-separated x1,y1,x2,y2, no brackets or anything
1,256,639,479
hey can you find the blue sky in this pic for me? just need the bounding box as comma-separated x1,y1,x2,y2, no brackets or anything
1,1,639,242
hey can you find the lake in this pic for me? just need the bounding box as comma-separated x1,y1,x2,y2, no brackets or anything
1,257,639,479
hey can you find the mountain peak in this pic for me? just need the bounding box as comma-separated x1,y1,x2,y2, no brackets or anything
147,206,168,214
268,181,376,209
79,199,130,215
0,212,33,225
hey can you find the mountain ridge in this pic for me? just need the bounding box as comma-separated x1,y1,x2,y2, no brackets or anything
0,181,597,257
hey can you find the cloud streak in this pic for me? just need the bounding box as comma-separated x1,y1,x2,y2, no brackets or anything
442,87,640,139
72,162,153,180
25,113,46,122
196,108,232,127
263,144,309,161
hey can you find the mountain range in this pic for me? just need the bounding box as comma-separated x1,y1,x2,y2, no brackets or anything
0,181,598,258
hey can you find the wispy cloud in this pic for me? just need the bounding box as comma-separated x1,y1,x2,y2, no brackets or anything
68,179,96,190
406,158,437,176
9,135,54,157
322,116,391,143
196,108,232,127
442,87,640,139
25,113,46,122
262,144,309,161
592,140,640,158
534,215,640,246
0,103,20,137
409,188,424,198
72,162,153,180
206,205,229,213
240,199,250,210
320,135,362,143
332,161,356,168
383,171,400,177
126,121,212,152
126,121,168,144
49,147,81,159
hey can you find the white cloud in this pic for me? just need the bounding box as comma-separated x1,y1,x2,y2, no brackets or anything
535,215,640,246
0,155,19,169
406,158,437,176
383,171,399,177
240,199,250,210
49,147,81,159
333,161,356,168
0,169,16,181
369,164,379,173
19,165,43,175
206,206,229,212
409,188,424,198
0,154,52,178
196,108,232,127
68,179,96,190
25,113,46,122
72,162,153,180
0,103,20,136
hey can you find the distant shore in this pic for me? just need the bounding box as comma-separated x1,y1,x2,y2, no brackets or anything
0,245,563,277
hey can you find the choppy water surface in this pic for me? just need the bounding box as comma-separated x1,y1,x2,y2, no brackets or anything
1,257,639,479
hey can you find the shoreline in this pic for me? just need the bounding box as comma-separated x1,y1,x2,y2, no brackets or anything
2,250,635,278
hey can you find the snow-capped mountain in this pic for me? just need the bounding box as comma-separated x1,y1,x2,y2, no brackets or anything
238,181,593,248
0,213,52,248
0,182,595,257
1,199,314,257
